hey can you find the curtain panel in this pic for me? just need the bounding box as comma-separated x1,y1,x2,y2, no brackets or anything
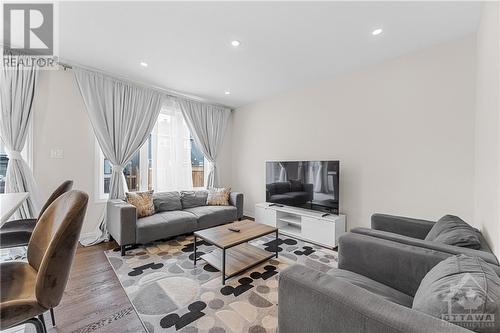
0,54,40,218
74,68,164,245
178,99,231,188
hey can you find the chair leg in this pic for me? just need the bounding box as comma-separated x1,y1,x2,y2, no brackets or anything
50,308,56,326
25,317,46,333
38,313,47,332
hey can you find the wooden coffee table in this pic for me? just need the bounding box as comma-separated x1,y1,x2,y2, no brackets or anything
193,220,278,285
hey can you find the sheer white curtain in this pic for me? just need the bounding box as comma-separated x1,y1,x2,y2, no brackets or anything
151,102,193,191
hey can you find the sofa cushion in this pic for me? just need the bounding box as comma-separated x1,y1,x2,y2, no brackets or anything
184,205,237,229
328,268,413,308
153,191,182,212
136,211,197,243
126,191,154,218
413,255,500,333
180,190,208,209
425,215,481,249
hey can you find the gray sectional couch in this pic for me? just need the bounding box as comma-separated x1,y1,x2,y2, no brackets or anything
279,232,500,333
107,190,243,255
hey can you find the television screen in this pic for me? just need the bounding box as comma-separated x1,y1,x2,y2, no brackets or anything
265,161,339,214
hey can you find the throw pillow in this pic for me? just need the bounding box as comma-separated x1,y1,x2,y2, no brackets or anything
207,187,231,206
425,215,481,249
180,190,209,209
413,255,500,333
126,190,155,218
153,191,182,212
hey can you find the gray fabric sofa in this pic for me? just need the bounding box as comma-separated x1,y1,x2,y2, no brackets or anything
107,190,243,255
351,213,499,265
279,232,500,333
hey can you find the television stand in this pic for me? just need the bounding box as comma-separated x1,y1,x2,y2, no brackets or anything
254,202,346,248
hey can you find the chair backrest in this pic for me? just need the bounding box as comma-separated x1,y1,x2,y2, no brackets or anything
27,190,88,309
38,180,74,219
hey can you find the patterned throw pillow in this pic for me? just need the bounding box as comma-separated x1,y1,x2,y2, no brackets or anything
206,187,231,206
126,190,155,218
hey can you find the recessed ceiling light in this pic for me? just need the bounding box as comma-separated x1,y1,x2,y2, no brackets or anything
225,91,231,95
231,40,241,47
372,28,383,36
140,61,148,67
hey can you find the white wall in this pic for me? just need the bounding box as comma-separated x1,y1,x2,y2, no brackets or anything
474,2,500,257
229,36,477,230
33,70,105,235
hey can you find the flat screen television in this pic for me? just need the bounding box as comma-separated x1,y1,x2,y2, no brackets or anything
266,160,340,214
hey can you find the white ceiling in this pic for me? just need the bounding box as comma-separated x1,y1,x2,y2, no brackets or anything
57,1,482,108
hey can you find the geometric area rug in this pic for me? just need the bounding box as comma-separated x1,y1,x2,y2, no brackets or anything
105,233,338,333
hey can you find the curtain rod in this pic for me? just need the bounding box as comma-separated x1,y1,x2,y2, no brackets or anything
57,59,232,110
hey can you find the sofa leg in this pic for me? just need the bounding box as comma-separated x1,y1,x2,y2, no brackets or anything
238,218,242,221
121,245,126,256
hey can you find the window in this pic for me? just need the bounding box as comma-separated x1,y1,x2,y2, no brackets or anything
96,144,148,200
102,151,142,194
190,137,205,188
96,102,205,200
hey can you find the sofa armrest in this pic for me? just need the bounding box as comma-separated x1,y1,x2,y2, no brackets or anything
338,232,451,296
352,227,500,266
229,192,244,218
279,264,470,333
371,213,435,239
106,199,137,246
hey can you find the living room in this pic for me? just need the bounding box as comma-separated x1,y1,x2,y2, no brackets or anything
1,1,499,333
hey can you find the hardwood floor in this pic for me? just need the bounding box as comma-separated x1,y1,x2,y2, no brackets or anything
45,242,145,333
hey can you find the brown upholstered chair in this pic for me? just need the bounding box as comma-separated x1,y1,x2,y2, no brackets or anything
0,180,74,249
0,190,88,333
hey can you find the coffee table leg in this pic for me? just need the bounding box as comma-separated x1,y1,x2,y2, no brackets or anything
222,248,226,285
193,235,197,266
275,230,279,258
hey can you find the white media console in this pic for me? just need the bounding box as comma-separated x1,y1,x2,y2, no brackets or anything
255,202,346,248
